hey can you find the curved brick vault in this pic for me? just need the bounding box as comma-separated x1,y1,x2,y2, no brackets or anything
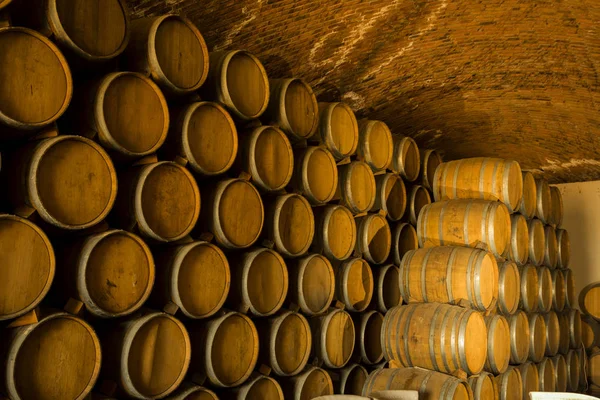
126,0,600,183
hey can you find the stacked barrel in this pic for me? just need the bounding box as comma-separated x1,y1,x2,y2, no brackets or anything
579,282,600,394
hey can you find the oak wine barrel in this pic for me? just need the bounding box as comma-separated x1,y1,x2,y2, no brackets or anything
508,311,530,364
288,254,335,316
549,186,563,227
338,160,377,214
556,229,570,269
317,102,359,160
467,372,497,400
566,308,582,349
389,222,418,266
334,258,374,312
543,225,558,269
391,135,420,182
550,354,568,392
527,218,545,266
537,266,553,313
233,374,284,400
357,120,393,172
265,193,315,258
312,204,356,261
557,312,570,355
336,364,369,395
534,178,552,224
374,264,402,313
582,315,599,350
528,313,547,363
419,149,442,191
355,311,384,365
355,213,392,265
519,171,537,218
310,308,355,368
497,260,520,316
518,362,539,400
543,311,560,357
589,349,600,387
551,268,566,312
536,357,556,392
565,350,580,391
405,184,431,226
563,268,576,309
0,0,10,10
165,383,218,400
484,314,511,374
578,348,589,392
505,213,529,266
281,367,333,400
519,264,539,313
290,146,338,205
373,173,407,222
495,367,522,400
580,282,600,320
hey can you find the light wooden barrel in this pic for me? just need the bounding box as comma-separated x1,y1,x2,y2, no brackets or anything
168,101,238,176
389,222,418,265
382,303,488,375
9,135,117,229
1,313,101,400
0,215,55,321
589,349,600,387
550,354,568,392
115,160,200,242
265,193,315,258
484,315,511,374
528,313,547,363
518,362,539,400
281,367,333,400
0,27,72,131
391,136,420,182
334,258,374,312
505,214,529,266
399,246,499,311
152,240,229,319
417,199,511,257
165,383,218,400
543,225,558,269
200,178,264,249
355,311,385,365
335,364,369,395
264,78,318,141
419,149,442,191
565,350,580,391
563,269,576,309
534,178,552,224
544,311,560,357
317,102,359,160
233,374,284,400
536,357,556,392
519,171,537,219
310,309,355,368
557,312,570,355
338,161,377,214
551,269,566,312
433,157,523,212
497,260,520,316
373,173,407,222
70,229,154,318
495,367,523,400
126,15,209,95
358,120,393,172
374,264,402,313
356,213,392,265
519,264,539,312
556,229,570,268
579,282,600,320
227,248,288,317
103,312,190,399
240,125,294,192
0,0,10,9
312,205,357,261
537,266,553,313
406,184,431,226
363,368,473,400
467,372,497,400
527,219,545,266
189,311,258,388
582,315,599,350
566,308,582,349
256,311,311,376
290,146,338,205
508,311,530,364
288,254,335,316
578,348,588,391
549,186,563,227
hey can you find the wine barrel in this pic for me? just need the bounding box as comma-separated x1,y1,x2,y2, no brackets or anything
357,120,393,172
239,125,294,192
168,101,238,176
288,254,335,316
373,173,407,222
363,368,473,399
556,229,570,269
417,199,511,257
467,372,497,400
0,215,55,321
406,184,431,226
264,78,318,141
310,308,355,368
126,15,209,95
537,266,553,313
233,374,284,400
0,27,72,131
85,71,169,158
1,312,101,400
505,214,529,266
355,311,384,365
580,282,600,320
528,313,547,363
558,313,570,355
527,219,545,266
543,225,558,269
102,311,190,399
543,311,560,357
290,146,338,205
374,264,402,313
200,178,264,249
165,383,218,400
391,135,420,182
563,269,576,309
550,354,568,392
565,350,581,391
355,213,392,265
518,264,539,313
508,311,530,364
551,269,566,312
519,171,537,219
536,357,556,392
549,186,563,227
265,193,315,258
578,348,589,392
399,246,499,311
227,247,288,317
518,362,539,400
433,157,523,212
114,160,200,242
0,0,10,10
281,367,333,400
334,258,374,312
317,102,359,160
566,309,582,348
484,314,511,374
255,311,311,376
582,315,599,350
337,364,368,395
68,229,154,318
312,205,356,261
534,178,552,224
419,149,442,191
495,367,523,400
589,349,600,387
389,222,418,265
497,260,520,316
189,311,258,387
382,303,488,375
338,161,377,214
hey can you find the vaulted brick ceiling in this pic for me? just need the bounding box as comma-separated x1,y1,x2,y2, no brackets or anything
126,0,600,183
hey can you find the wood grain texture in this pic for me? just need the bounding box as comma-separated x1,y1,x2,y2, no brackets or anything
527,219,545,266
357,120,393,172
497,260,520,316
391,135,420,182
334,258,373,312
310,309,355,369
495,367,522,400
355,213,391,265
528,313,547,363
317,102,358,160
518,362,540,400
389,222,418,266
537,266,553,313
373,264,402,313
551,354,568,392
509,311,530,364
337,161,376,214
565,350,580,391
419,149,442,191
290,146,338,205
544,311,560,357
311,205,356,261
467,372,497,400
233,375,284,400
519,172,537,219
336,364,368,395
505,213,529,266
288,254,335,316
265,193,315,258
280,367,333,400
373,173,406,222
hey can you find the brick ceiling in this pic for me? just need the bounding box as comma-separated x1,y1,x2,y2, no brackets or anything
126,0,600,183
